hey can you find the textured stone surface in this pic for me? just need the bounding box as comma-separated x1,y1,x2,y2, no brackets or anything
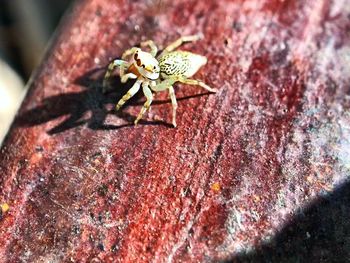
0,0,349,262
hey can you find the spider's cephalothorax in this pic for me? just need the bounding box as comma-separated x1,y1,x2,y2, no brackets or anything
103,35,217,127
130,48,160,80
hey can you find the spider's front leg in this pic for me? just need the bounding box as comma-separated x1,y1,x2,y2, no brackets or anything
121,73,137,83
122,40,158,59
115,79,142,110
103,59,130,93
140,40,158,57
134,82,153,125
121,47,139,60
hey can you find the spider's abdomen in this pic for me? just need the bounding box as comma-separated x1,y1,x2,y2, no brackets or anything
158,51,207,79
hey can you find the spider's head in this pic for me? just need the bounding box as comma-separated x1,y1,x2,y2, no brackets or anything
133,49,160,80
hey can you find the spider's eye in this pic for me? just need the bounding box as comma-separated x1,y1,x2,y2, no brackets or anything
142,64,145,68
134,53,138,60
153,66,156,69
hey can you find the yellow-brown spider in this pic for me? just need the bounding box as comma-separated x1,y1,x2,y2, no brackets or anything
103,34,217,127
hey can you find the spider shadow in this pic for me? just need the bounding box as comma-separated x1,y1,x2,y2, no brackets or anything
16,66,210,134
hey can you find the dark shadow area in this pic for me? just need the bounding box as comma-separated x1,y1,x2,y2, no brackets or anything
17,67,134,134
0,0,73,79
229,180,350,263
16,66,211,134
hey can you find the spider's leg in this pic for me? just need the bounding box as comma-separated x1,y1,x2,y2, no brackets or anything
140,40,158,57
115,79,142,110
121,47,139,60
151,79,178,127
150,79,175,92
103,59,129,93
178,77,217,93
121,73,137,83
168,86,178,127
135,83,153,125
159,34,203,57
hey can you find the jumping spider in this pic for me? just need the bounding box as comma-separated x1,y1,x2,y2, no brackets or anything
103,34,217,127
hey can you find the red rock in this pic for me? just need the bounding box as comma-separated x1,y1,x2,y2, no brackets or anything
1,0,349,262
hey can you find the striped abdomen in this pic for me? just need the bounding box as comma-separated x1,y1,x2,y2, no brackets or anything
158,51,207,79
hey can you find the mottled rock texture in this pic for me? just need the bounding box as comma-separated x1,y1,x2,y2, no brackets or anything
0,0,349,262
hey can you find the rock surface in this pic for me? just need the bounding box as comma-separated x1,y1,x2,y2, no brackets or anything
0,0,349,262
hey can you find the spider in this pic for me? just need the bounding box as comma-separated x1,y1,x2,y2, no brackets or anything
103,34,217,127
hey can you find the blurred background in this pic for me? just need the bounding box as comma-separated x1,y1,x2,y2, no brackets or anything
0,0,72,144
